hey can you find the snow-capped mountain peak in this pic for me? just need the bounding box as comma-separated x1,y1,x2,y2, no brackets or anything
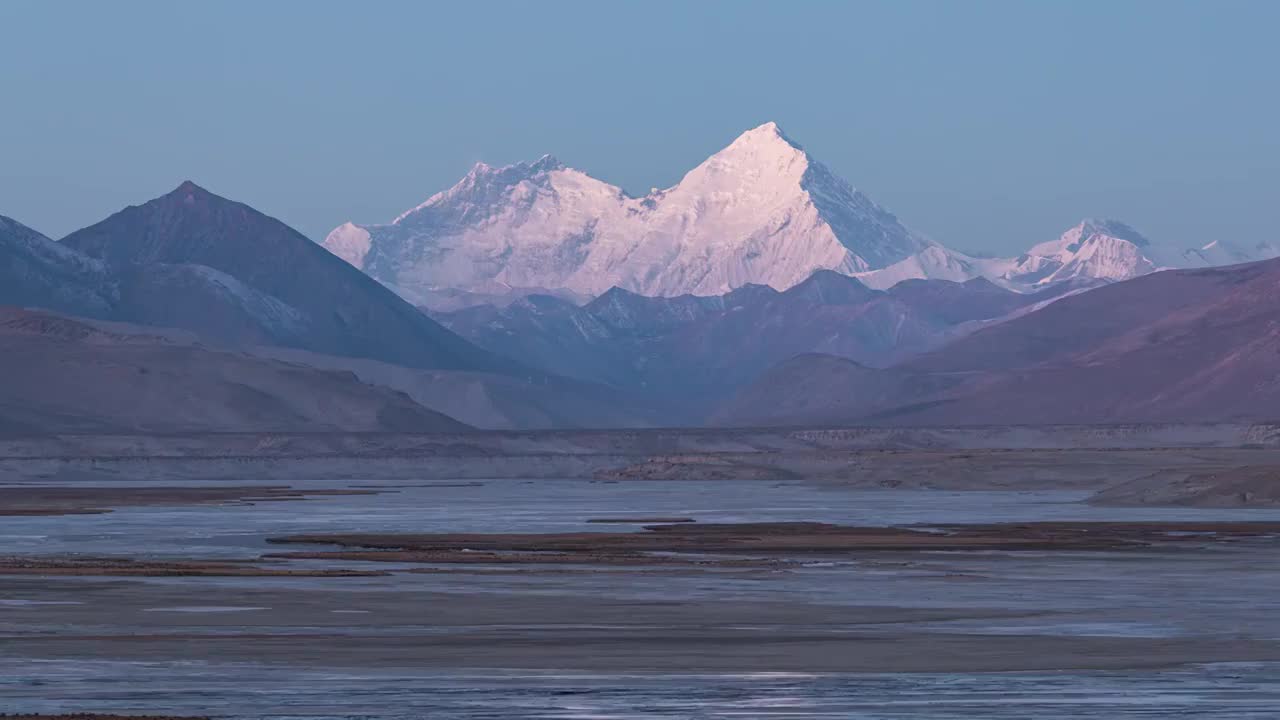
972,218,1280,291
323,126,1279,306
684,121,808,180
393,153,575,226
976,218,1165,289
1066,219,1151,249
324,122,943,302
1180,237,1280,268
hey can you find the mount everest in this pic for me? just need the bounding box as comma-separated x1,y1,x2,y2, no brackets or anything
326,122,940,303
325,122,1277,306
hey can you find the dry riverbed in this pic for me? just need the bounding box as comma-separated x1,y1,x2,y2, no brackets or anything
4,427,1280,717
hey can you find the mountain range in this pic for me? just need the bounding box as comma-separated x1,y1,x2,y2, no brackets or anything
432,271,1072,419
325,122,1279,305
4,122,1279,432
325,123,937,303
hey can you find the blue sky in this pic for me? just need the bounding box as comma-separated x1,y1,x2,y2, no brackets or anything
2,0,1278,255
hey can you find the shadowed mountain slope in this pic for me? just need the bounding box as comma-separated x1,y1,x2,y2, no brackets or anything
61,182,505,372
434,270,1066,417
0,214,116,318
717,259,1280,426
0,308,469,434
4,187,652,430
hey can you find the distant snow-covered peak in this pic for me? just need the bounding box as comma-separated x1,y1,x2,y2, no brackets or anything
392,153,583,227
1181,238,1280,268
1027,219,1150,257
461,153,567,184
972,218,1280,293
855,244,981,290
688,121,807,175
985,219,1171,290
323,222,372,269
1074,219,1151,247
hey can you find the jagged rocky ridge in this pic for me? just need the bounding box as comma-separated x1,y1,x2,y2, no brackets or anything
432,271,1073,419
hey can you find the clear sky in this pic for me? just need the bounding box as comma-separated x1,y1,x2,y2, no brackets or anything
3,0,1278,255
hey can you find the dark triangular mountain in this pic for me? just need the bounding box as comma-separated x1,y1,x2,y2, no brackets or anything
60,182,508,372
782,270,878,306
885,276,1038,325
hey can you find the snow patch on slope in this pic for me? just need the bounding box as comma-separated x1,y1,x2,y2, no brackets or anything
171,264,308,335
0,214,116,316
